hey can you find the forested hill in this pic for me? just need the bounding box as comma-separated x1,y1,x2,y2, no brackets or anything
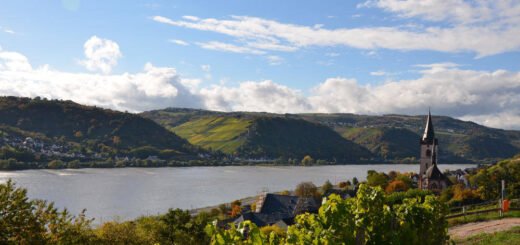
0,97,194,155
141,108,373,162
142,108,520,163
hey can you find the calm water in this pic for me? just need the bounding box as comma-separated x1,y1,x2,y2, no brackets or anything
0,164,475,222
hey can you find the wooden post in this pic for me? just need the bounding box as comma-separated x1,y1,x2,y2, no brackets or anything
463,205,466,217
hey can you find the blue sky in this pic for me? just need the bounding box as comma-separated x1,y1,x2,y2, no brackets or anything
1,0,520,129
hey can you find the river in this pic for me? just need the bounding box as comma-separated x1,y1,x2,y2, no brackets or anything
0,164,475,222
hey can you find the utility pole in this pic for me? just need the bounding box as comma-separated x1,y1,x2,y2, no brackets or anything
500,180,505,217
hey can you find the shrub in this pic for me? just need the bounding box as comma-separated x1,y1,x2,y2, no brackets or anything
322,180,333,194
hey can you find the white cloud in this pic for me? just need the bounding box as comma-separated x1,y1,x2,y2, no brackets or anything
266,56,283,65
182,15,199,21
2,46,520,129
200,80,311,113
202,65,520,129
152,11,520,57
79,36,122,74
0,49,203,112
359,0,510,24
325,53,340,57
195,41,266,54
169,39,189,46
201,64,210,71
370,70,386,76
414,62,461,69
0,26,15,34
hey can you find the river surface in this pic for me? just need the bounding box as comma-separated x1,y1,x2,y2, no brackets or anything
0,164,475,222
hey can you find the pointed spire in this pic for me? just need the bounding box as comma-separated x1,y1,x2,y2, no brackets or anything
422,109,435,142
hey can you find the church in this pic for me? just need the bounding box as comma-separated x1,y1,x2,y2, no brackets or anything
418,110,452,190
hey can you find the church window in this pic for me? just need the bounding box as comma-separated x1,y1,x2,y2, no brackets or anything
426,149,431,156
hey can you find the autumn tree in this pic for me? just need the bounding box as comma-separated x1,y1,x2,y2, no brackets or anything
295,182,320,199
385,180,408,194
301,155,313,165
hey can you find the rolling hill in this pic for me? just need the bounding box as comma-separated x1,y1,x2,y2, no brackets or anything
142,108,520,163
0,97,195,158
141,108,374,162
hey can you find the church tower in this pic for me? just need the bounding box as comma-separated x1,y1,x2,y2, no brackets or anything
419,110,438,189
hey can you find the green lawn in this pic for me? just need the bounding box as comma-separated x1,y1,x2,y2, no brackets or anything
172,116,251,154
455,226,520,244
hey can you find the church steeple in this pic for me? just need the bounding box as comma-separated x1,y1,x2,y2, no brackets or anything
422,109,435,143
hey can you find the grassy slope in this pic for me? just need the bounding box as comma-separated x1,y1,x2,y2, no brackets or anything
173,116,251,154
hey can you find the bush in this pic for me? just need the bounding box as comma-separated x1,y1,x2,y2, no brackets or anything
322,180,333,194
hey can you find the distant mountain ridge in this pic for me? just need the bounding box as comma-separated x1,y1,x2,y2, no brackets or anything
142,108,520,163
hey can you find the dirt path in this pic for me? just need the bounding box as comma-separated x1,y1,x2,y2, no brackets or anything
448,218,520,241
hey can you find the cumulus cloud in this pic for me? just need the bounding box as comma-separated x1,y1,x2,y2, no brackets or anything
0,49,203,112
169,39,189,46
152,6,520,57
79,36,122,74
200,80,311,113
1,46,520,129
200,66,520,129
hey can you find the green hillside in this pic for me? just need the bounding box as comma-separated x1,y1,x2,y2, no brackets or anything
172,116,251,154
297,113,520,162
237,117,373,161
0,97,195,156
143,108,520,163
337,127,419,160
142,109,375,161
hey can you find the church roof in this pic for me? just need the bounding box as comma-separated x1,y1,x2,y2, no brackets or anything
422,110,436,143
425,164,442,179
425,164,452,185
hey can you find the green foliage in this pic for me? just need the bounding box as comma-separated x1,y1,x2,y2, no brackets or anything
129,145,160,159
207,185,448,245
321,180,333,194
470,156,520,200
367,170,389,189
159,208,210,244
0,179,95,244
385,188,433,206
